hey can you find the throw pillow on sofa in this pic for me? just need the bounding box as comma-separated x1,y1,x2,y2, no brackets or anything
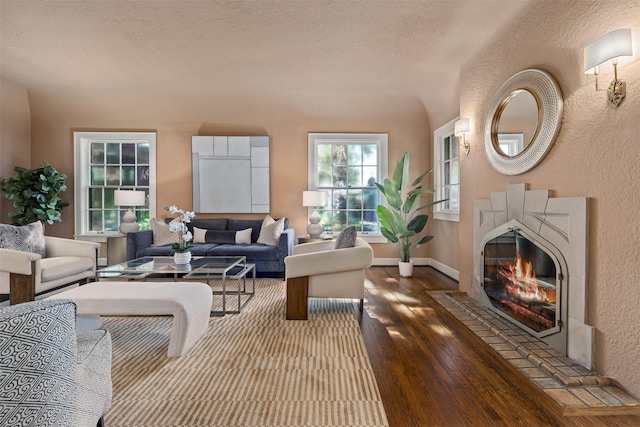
150,218,180,246
0,221,46,256
257,215,284,246
193,227,253,245
334,225,357,249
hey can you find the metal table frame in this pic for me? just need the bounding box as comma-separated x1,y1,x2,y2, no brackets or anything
96,256,256,315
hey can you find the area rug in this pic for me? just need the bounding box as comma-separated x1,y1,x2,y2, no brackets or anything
102,278,388,426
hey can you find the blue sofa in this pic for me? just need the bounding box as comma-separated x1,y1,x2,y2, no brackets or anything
126,218,295,278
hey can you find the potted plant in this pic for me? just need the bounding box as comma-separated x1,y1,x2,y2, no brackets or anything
376,152,447,277
0,161,69,225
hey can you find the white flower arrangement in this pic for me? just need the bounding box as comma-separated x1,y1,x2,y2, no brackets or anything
167,205,195,253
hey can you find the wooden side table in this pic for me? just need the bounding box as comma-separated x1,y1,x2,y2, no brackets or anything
107,235,128,265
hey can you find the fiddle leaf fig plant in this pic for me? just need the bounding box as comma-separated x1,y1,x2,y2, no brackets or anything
376,152,447,262
0,161,69,225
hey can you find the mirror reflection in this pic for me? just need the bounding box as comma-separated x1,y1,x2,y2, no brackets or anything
493,89,539,157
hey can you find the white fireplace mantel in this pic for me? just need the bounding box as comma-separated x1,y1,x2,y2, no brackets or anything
472,183,593,369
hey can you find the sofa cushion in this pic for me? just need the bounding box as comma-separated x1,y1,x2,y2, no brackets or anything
151,218,180,246
226,219,263,242
208,244,280,261
334,226,357,249
257,215,285,246
40,256,94,281
0,221,46,257
137,243,219,257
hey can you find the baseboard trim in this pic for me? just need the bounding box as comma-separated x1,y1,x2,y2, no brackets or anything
372,257,459,282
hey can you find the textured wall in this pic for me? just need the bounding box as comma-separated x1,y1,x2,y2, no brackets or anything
27,90,434,260
0,78,31,221
459,0,640,397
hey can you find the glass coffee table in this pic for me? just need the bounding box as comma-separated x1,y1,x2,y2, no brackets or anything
96,256,255,315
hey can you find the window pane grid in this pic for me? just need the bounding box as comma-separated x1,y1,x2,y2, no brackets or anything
87,141,150,232
434,121,460,219
315,141,380,234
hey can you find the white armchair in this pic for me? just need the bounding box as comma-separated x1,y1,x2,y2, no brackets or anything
284,237,373,319
0,236,100,305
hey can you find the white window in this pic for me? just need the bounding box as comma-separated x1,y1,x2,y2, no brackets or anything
433,118,460,222
73,132,156,237
308,133,388,243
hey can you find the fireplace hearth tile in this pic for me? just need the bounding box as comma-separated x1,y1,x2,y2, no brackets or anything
429,290,640,415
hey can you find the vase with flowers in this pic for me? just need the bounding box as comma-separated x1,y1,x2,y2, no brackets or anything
168,205,195,265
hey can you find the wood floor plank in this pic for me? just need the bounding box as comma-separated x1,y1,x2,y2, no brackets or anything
359,266,640,427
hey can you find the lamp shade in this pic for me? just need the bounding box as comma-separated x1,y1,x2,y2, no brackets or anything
114,190,146,207
584,28,633,74
454,118,471,136
302,191,328,207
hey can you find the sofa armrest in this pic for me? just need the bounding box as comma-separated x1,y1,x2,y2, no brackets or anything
45,237,100,259
0,248,41,275
285,244,373,279
127,230,153,260
281,228,296,257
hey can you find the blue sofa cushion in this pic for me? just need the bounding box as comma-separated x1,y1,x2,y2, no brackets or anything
137,243,219,257
208,244,280,261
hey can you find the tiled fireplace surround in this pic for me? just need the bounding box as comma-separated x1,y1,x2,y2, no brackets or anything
430,183,640,414
472,183,592,369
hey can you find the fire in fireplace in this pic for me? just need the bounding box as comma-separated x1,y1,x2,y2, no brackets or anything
482,228,561,338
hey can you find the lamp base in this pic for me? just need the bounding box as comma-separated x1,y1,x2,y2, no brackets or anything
119,222,140,234
119,208,139,234
307,223,324,238
307,208,324,238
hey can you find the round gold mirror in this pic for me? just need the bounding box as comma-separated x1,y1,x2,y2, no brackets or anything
484,69,563,175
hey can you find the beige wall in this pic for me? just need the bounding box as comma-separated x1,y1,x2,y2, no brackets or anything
0,78,31,221
27,90,436,258
459,0,640,397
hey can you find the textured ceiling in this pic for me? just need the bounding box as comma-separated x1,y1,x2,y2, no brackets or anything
0,0,532,127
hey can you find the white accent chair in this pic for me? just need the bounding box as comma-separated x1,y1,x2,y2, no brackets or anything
0,237,100,305
284,237,373,319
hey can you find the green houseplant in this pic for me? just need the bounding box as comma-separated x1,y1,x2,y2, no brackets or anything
376,152,447,277
0,162,69,225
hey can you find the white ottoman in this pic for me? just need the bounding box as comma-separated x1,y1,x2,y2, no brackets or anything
48,281,212,357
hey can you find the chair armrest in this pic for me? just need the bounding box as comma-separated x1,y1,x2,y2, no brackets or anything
45,237,100,258
0,248,41,275
293,240,335,255
285,245,373,279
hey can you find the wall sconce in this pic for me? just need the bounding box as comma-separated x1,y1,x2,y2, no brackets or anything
584,28,634,107
455,118,471,156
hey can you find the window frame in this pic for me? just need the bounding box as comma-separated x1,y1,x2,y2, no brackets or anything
73,131,157,238
308,133,388,243
433,118,460,222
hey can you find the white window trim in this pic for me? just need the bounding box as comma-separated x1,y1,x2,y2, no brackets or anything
73,131,157,239
433,117,460,222
307,133,388,244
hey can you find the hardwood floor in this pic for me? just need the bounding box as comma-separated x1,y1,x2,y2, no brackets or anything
358,266,640,427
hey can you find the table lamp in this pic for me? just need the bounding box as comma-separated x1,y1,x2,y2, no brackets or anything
302,190,328,238
114,189,146,233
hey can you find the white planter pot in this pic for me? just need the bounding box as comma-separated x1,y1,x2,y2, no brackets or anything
174,251,192,265
399,260,414,278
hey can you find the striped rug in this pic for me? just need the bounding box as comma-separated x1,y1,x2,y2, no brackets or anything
102,278,388,426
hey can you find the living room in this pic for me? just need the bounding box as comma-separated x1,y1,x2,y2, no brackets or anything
1,0,639,425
